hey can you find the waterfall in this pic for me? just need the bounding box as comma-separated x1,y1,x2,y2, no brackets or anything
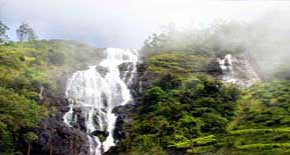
218,54,236,83
63,48,138,155
218,54,261,86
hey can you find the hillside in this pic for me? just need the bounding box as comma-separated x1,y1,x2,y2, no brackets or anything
114,52,290,155
0,40,104,154
0,39,290,155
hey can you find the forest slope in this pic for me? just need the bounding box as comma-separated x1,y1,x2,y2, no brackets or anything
0,40,104,154
115,51,290,155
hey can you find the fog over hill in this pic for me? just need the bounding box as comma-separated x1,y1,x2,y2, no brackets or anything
1,0,290,77
0,0,289,48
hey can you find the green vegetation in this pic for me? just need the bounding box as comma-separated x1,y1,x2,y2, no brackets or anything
126,21,290,154
116,53,240,154
0,87,46,154
146,53,210,74
0,40,103,154
116,51,290,154
1,20,290,155
236,81,290,129
119,72,240,154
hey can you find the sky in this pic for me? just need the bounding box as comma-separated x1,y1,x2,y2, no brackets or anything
0,0,290,48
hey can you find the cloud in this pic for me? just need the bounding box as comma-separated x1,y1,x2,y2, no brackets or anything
0,0,289,48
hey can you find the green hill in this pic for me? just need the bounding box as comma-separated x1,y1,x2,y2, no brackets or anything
1,39,290,155
115,52,290,155
0,40,103,154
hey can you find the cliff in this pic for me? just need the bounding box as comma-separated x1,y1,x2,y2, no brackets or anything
0,40,104,154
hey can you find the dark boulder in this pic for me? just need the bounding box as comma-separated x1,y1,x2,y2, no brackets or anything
32,117,90,155
206,58,223,76
91,130,109,142
118,62,133,81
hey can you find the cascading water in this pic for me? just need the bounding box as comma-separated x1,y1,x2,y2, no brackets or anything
218,54,236,83
63,48,138,155
218,54,261,86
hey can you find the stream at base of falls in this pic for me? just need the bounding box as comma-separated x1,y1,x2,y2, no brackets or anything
63,48,138,155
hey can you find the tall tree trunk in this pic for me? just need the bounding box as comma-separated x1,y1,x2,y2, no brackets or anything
26,143,31,155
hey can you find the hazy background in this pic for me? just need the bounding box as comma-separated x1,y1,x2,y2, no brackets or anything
0,0,289,48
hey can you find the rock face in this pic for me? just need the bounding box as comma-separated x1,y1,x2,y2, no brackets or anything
31,75,91,155
32,117,90,155
217,53,261,87
206,57,223,77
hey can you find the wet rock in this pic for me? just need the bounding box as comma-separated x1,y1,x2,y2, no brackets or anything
96,66,109,77
118,62,133,80
91,130,109,137
118,62,132,72
113,116,127,140
112,104,136,143
32,117,90,155
207,58,223,74
217,53,261,87
29,49,109,155
92,130,109,142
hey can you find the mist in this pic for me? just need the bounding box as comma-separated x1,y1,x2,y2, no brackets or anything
0,0,288,48
1,0,290,77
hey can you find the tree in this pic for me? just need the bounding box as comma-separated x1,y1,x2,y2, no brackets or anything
16,23,37,42
0,21,9,43
0,87,47,153
23,132,38,155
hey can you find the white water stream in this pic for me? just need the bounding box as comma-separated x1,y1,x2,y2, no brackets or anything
218,54,236,83
63,48,138,155
218,54,260,86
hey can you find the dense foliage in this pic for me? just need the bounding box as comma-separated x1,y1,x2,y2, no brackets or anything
116,52,290,155
236,81,290,129
223,81,290,155
146,53,211,74
118,73,240,154
0,40,103,154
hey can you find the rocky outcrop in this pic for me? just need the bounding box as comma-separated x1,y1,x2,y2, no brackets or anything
217,53,261,87
31,73,91,155
32,117,90,155
32,67,101,155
